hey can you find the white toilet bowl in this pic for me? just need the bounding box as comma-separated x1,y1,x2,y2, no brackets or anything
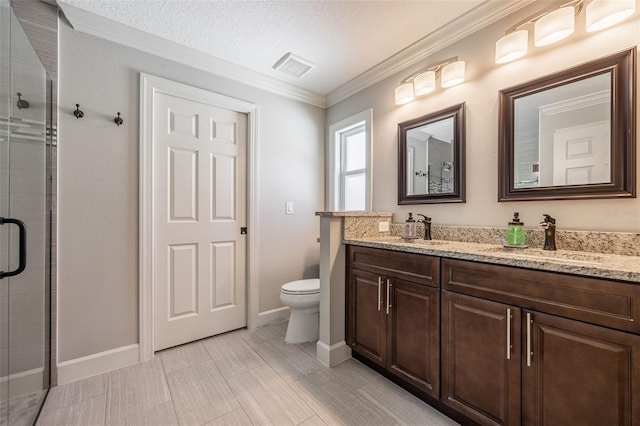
280,278,320,344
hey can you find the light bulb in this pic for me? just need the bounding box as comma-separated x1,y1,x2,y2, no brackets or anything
394,82,414,105
495,30,528,64
414,71,436,96
534,6,575,47
587,0,636,32
441,61,465,88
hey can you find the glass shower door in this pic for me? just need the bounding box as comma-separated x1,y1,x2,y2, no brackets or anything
0,1,50,424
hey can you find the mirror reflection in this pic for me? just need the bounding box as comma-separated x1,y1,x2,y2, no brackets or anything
406,117,454,195
499,49,635,201
514,73,611,188
398,103,465,204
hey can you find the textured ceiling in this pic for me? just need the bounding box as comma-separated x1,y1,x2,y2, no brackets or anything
59,0,490,95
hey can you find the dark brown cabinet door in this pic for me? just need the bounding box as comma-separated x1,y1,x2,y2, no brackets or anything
349,268,386,366
522,311,640,426
388,278,440,398
442,291,521,426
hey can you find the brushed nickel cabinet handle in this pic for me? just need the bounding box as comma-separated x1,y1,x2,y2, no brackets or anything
506,308,511,360
386,279,392,315
526,312,532,367
377,277,382,312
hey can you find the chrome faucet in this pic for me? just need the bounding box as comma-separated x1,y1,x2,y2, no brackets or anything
539,214,556,251
417,214,432,240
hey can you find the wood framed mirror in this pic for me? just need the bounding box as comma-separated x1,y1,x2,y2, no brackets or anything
398,103,465,204
498,48,636,201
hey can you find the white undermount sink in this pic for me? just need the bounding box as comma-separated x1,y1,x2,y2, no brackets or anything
482,246,605,265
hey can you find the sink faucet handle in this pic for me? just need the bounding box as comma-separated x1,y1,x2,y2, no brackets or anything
542,214,556,225
416,214,431,223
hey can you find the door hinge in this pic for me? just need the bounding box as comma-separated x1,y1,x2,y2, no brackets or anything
240,227,247,235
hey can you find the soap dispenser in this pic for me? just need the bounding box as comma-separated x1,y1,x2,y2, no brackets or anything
403,213,417,239
506,212,526,247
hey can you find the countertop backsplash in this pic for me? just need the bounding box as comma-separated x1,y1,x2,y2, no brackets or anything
389,223,640,257
390,223,640,256
318,212,639,257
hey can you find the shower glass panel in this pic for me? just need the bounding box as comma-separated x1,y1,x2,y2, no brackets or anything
0,0,51,424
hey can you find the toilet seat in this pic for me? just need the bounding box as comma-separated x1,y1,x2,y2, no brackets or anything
281,278,319,295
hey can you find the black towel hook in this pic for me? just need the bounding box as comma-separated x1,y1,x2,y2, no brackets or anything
73,104,84,119
16,92,29,109
114,112,124,126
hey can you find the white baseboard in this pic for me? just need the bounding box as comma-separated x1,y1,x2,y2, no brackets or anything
257,306,290,327
316,340,351,367
57,344,139,385
0,368,44,400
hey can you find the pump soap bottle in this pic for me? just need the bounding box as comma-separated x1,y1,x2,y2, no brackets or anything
403,213,417,240
506,212,526,247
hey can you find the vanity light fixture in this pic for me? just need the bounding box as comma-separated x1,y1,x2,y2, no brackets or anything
394,82,415,105
441,60,466,88
394,57,465,105
413,70,436,96
534,6,575,46
494,0,636,64
495,30,528,64
586,0,636,32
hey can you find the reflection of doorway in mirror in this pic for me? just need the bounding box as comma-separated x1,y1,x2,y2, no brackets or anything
407,134,430,194
407,147,415,195
552,120,610,185
538,89,610,186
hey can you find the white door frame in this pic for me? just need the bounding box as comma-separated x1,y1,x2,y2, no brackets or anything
139,73,260,362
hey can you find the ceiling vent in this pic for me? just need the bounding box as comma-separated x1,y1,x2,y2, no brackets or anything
273,53,315,78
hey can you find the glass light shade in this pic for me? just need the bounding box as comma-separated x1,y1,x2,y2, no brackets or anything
534,6,575,46
441,61,465,88
495,30,529,64
394,82,414,105
586,0,636,32
413,70,436,96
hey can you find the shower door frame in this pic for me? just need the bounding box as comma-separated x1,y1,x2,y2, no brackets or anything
0,1,56,424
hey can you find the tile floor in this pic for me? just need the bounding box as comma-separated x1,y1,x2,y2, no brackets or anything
0,389,47,426
36,321,459,425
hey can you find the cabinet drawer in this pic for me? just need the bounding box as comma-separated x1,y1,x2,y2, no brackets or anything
442,258,640,334
348,245,440,287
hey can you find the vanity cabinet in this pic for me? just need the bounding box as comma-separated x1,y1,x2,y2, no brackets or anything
442,258,640,426
441,290,521,425
523,310,640,426
346,245,640,425
346,245,440,398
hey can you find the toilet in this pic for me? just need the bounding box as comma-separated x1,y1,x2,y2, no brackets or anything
280,278,320,344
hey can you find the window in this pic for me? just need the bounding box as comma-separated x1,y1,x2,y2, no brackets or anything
328,109,372,211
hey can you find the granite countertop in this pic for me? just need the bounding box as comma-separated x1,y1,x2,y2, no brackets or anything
316,211,393,217
344,236,640,283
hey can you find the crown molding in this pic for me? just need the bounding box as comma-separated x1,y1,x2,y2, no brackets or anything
325,0,536,107
56,1,326,108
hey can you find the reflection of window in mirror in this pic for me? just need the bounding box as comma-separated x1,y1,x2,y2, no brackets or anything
513,73,611,188
406,117,454,195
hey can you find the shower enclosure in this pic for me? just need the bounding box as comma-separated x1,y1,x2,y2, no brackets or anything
0,0,52,424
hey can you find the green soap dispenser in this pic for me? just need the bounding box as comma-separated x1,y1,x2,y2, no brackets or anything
507,212,526,247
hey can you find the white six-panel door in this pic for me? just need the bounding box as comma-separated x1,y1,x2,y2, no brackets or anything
552,120,610,186
153,91,247,351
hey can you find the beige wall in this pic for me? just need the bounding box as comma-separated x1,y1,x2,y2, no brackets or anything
327,3,640,233
58,21,324,362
